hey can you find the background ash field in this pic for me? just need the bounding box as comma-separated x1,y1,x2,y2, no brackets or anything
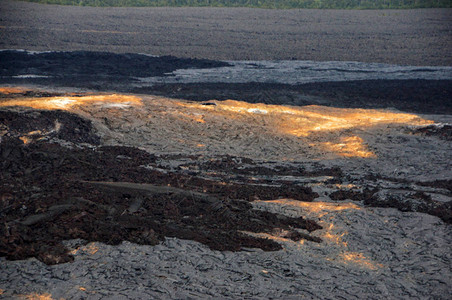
0,0,451,65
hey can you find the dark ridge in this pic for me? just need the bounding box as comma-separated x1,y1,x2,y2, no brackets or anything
0,50,230,78
418,179,452,193
134,80,452,115
178,154,343,179
1,50,450,114
329,188,452,224
410,124,452,141
0,109,101,145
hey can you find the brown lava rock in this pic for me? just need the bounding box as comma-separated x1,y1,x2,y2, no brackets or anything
0,109,321,265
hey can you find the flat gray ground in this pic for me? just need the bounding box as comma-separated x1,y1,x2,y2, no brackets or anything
0,0,451,65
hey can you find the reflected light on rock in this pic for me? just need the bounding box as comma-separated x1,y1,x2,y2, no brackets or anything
176,99,432,158
19,136,32,144
69,243,100,256
0,87,29,94
322,223,348,247
254,199,382,270
18,293,54,300
0,94,142,110
320,136,376,158
241,231,296,244
339,252,383,270
259,199,361,218
1,89,434,159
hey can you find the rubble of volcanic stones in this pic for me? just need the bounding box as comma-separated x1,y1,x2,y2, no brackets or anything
0,108,322,265
410,124,452,141
329,188,452,224
0,108,100,145
177,155,343,180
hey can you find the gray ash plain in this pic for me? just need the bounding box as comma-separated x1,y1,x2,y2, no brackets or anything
0,0,451,65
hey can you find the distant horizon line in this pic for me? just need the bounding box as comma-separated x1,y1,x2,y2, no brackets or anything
16,0,452,10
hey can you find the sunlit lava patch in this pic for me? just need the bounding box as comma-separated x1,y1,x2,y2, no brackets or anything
322,223,348,247
0,87,29,94
258,199,362,218
0,94,142,110
179,100,431,135
17,293,54,300
69,243,100,256
175,99,433,158
319,136,376,158
338,252,383,270
254,199,382,270
1,88,434,159
241,231,296,244
18,136,32,144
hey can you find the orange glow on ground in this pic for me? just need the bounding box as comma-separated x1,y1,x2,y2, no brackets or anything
319,136,376,158
179,100,430,135
0,87,29,94
175,111,206,123
15,127,60,144
0,94,142,110
322,223,348,247
19,136,32,144
18,293,54,300
338,252,383,270
1,88,433,158
175,99,432,158
241,231,297,244
70,243,99,255
253,200,359,247
254,199,382,270
258,199,361,218
255,200,358,247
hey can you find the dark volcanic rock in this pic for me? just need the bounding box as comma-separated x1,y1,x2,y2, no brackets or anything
329,189,377,202
0,109,101,145
139,80,452,115
0,120,320,264
0,50,230,90
411,124,452,141
0,50,230,78
363,191,452,224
